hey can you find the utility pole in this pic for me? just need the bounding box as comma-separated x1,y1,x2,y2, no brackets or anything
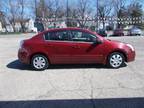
66,0,69,27
35,0,37,17
97,0,99,30
42,0,45,19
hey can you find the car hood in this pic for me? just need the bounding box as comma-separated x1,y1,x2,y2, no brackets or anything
106,39,126,46
107,39,121,43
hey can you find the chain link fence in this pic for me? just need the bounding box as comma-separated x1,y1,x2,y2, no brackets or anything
35,17,144,29
34,16,144,36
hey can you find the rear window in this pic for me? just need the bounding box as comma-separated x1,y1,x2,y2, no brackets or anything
44,31,69,41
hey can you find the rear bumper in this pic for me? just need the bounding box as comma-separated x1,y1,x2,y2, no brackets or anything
18,48,30,64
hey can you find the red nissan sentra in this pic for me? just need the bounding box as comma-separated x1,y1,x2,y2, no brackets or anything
18,28,135,70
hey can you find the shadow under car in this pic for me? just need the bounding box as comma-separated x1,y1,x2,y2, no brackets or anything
6,60,127,70
0,97,144,108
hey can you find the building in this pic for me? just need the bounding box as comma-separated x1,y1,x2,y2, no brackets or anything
0,18,37,33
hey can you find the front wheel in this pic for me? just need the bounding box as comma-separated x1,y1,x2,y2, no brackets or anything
107,52,125,68
31,54,49,70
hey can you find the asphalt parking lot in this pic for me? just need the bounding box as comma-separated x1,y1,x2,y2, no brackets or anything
0,34,144,102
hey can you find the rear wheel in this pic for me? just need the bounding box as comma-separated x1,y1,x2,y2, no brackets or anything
31,54,49,70
107,52,125,68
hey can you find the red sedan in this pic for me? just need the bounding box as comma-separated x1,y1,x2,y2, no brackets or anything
113,28,124,36
18,28,135,70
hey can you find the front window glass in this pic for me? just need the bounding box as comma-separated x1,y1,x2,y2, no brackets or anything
71,31,96,42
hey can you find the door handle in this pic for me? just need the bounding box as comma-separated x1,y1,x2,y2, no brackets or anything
72,45,80,49
46,44,53,47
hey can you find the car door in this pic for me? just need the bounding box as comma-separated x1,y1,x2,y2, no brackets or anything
69,30,104,64
44,30,76,64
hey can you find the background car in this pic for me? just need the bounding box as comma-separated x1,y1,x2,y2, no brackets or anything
113,28,124,36
18,28,135,70
128,27,143,36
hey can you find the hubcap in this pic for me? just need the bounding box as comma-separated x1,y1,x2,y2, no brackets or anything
33,56,46,69
110,54,123,68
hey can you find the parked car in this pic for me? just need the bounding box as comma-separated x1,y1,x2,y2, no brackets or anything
113,28,124,36
97,29,107,37
128,27,142,36
18,28,135,70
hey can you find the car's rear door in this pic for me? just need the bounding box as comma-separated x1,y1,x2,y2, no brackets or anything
44,30,75,64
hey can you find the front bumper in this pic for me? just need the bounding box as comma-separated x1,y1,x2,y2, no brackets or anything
126,50,135,62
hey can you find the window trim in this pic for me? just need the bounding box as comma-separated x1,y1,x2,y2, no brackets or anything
43,35,94,44
43,30,97,44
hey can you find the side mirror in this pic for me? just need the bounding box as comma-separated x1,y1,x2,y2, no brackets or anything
97,38,103,44
93,38,103,44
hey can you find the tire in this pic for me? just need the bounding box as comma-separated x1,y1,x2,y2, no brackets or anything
107,52,125,68
31,54,49,70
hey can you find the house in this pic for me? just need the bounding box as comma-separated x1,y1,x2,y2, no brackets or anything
14,19,37,32
1,19,37,33
25,19,37,32
0,11,4,32
0,22,2,32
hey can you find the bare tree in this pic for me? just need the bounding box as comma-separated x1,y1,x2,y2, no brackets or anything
28,0,38,18
0,1,2,10
65,5,78,27
5,0,20,32
97,0,113,29
0,1,7,32
0,11,8,32
17,0,27,32
112,0,127,28
128,2,144,29
53,0,64,19
75,0,93,28
112,0,126,17
3,0,29,32
36,0,54,18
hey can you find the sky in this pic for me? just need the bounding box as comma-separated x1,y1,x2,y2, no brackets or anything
0,0,144,19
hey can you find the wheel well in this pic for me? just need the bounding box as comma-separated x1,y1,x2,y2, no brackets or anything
30,53,50,64
108,50,127,62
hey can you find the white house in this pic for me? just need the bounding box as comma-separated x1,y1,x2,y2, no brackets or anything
0,22,2,32
25,19,37,32
0,19,37,33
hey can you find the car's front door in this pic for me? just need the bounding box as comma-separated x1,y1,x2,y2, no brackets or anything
69,30,104,64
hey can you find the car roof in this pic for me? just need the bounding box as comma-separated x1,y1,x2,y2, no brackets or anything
44,27,93,34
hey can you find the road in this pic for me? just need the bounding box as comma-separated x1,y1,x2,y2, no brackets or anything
0,34,144,102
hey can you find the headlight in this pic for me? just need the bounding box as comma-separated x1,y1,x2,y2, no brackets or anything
127,44,134,51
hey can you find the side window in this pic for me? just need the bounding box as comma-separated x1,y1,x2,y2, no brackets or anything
71,31,83,41
71,31,96,42
82,32,97,42
44,32,55,40
45,31,69,41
